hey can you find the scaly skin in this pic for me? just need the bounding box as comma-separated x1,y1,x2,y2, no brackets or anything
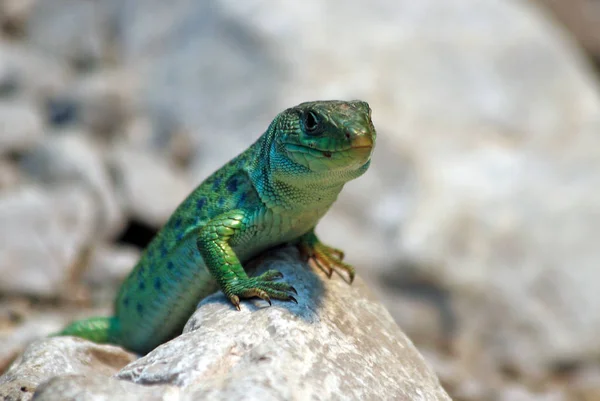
57,100,376,354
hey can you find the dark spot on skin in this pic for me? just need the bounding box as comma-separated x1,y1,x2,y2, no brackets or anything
160,244,168,257
226,177,238,193
123,297,129,307
167,261,174,270
176,231,184,241
212,177,222,190
137,303,143,314
154,277,162,290
218,197,224,207
196,197,206,210
237,193,246,208
173,217,182,228
323,151,332,158
139,281,146,290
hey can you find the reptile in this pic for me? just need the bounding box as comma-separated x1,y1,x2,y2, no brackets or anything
57,100,376,354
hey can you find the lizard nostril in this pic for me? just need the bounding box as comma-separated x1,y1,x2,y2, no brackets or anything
345,132,350,140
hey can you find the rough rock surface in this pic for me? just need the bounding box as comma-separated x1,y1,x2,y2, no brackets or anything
0,337,136,401
117,249,450,400
2,249,450,401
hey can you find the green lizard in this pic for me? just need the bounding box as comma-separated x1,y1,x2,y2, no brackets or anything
58,100,376,354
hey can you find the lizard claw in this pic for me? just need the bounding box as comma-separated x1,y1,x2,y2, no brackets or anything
226,272,298,309
229,295,241,311
299,236,355,284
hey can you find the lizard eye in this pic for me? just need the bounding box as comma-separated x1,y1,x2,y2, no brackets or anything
303,110,321,134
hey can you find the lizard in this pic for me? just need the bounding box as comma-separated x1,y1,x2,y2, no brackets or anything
57,100,376,354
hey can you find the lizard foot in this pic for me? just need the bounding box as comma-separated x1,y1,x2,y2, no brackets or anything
226,271,298,310
298,233,355,284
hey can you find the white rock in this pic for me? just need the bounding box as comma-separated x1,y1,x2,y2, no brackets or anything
20,132,125,238
0,101,43,155
0,337,136,401
0,186,96,297
118,248,451,401
110,147,193,227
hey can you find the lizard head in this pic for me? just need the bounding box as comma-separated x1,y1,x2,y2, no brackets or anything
270,100,376,183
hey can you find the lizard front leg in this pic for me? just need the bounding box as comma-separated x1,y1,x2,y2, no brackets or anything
197,210,298,310
298,229,355,283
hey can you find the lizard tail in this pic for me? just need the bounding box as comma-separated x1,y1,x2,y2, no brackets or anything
53,316,119,345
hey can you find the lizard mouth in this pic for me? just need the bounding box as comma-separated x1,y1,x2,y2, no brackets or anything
284,144,372,159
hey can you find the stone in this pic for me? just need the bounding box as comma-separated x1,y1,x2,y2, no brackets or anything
19,132,125,238
110,147,193,227
0,337,136,401
25,0,119,70
82,244,140,303
535,0,600,59
0,160,20,190
0,41,69,102
0,186,96,297
117,248,450,401
34,376,177,401
67,69,137,136
0,101,43,155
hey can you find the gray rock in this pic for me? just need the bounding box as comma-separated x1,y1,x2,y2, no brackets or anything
535,0,600,58
0,337,136,401
117,248,450,401
26,0,119,69
0,41,69,102
0,159,20,190
20,132,125,238
34,376,177,401
64,69,136,136
0,101,43,155
82,245,140,303
110,147,193,227
0,186,96,297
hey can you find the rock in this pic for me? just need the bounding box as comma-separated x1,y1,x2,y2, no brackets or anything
0,337,136,401
498,385,567,401
0,0,36,39
82,244,140,303
567,364,600,401
110,147,193,227
0,186,96,297
117,248,450,401
0,160,20,190
0,41,69,102
25,0,119,70
124,115,196,168
55,69,137,136
0,308,84,376
535,0,600,59
34,376,177,401
0,100,43,155
19,132,125,238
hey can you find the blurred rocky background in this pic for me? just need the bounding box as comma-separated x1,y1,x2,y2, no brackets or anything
1,0,600,400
